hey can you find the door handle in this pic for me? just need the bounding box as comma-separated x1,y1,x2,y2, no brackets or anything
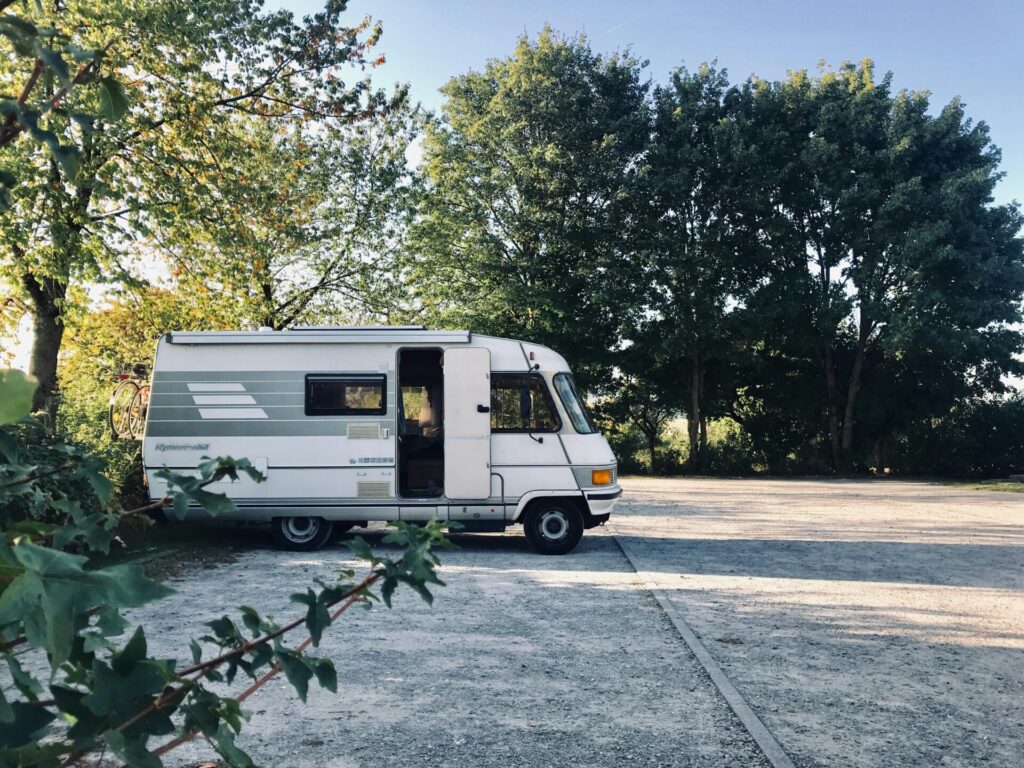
477,404,490,413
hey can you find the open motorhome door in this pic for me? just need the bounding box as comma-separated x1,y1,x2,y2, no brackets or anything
443,347,491,499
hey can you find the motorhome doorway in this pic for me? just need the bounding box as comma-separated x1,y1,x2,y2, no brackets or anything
397,348,444,497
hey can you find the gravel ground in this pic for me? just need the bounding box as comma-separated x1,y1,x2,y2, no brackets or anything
613,477,1024,768
135,526,769,768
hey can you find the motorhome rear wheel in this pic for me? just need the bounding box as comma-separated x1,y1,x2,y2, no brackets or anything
271,517,334,551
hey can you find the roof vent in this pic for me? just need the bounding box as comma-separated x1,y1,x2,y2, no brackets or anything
291,325,426,332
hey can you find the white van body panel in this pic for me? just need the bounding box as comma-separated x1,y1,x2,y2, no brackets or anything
442,347,492,500
142,328,621,527
561,433,617,465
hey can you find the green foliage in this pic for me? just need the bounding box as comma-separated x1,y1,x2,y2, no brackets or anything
1,0,400,412
0,372,452,766
889,395,1024,478
0,370,34,423
407,27,650,386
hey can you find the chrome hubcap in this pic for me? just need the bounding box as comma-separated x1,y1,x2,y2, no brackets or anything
539,510,569,541
282,517,319,544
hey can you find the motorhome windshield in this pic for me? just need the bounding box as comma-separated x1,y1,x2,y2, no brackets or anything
553,373,597,434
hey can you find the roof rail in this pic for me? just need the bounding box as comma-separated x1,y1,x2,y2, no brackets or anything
291,325,427,331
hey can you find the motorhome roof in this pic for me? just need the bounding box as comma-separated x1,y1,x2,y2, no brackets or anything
165,328,472,345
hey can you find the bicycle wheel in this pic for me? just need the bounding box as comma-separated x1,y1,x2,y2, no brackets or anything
109,380,139,438
127,384,150,440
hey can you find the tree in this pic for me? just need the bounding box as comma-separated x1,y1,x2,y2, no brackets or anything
407,28,649,386
600,371,676,472
0,0,395,415
164,103,420,330
638,65,770,471
755,61,1024,472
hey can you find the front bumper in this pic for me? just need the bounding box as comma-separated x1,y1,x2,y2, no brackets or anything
583,484,622,523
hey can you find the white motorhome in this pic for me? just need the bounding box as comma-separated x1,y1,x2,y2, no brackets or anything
142,326,621,554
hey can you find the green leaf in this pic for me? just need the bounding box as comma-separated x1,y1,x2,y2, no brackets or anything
36,45,70,87
213,722,255,768
0,16,38,57
103,728,162,768
0,702,56,749
347,536,376,563
112,626,147,676
190,488,236,516
171,492,188,521
313,658,337,692
0,644,39,701
239,605,261,636
0,684,12,724
0,370,37,424
52,144,81,180
98,77,129,121
77,458,112,505
290,588,330,647
65,43,100,63
0,15,39,38
0,543,172,664
275,651,313,702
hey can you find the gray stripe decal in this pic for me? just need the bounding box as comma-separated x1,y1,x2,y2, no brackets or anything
154,371,315,382
150,393,305,406
146,420,397,437
152,382,303,395
153,370,394,381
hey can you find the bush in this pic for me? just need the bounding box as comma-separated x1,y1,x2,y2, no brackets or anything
1,370,452,767
890,395,1024,478
701,420,760,476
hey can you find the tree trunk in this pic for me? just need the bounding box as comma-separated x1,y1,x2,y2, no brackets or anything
22,273,67,418
646,432,657,475
839,317,871,470
822,346,843,473
687,350,701,474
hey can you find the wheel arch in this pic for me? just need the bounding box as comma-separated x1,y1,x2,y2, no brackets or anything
512,491,586,523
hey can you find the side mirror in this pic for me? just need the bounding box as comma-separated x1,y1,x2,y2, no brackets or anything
519,386,533,422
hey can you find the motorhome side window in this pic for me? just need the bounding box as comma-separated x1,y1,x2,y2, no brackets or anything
305,374,386,416
490,373,560,432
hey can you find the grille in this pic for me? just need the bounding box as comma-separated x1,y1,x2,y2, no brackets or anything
347,423,381,439
357,480,390,499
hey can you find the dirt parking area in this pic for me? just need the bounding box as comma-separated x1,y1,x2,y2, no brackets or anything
136,477,1023,767
146,527,767,768
613,477,1024,768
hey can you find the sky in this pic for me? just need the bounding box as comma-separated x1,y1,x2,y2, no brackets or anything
279,0,1024,206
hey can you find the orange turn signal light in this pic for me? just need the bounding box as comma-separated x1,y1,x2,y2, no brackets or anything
591,469,613,486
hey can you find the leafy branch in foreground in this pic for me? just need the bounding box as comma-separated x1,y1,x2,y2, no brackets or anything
0,370,453,766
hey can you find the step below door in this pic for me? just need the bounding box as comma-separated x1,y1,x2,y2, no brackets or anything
443,347,491,500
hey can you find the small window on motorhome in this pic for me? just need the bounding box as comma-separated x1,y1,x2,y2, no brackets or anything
491,373,560,433
305,374,386,416
553,373,597,434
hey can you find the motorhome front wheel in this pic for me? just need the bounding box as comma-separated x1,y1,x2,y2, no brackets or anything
524,502,584,555
271,516,334,551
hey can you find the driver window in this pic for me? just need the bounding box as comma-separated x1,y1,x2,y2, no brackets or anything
490,373,560,433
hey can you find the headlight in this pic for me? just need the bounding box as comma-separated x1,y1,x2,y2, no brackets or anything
591,468,613,486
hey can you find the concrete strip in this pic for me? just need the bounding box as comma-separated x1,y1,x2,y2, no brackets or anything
612,527,798,768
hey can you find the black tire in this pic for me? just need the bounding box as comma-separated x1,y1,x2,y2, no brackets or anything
270,516,334,551
523,501,584,555
109,380,139,438
127,384,149,440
